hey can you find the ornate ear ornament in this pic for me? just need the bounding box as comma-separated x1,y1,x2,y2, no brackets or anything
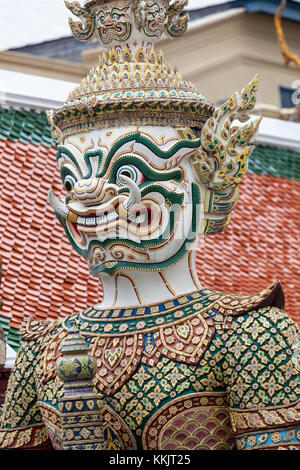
46,110,64,145
192,75,262,235
166,0,189,37
65,1,97,42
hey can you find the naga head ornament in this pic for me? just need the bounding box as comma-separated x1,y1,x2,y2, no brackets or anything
47,0,261,278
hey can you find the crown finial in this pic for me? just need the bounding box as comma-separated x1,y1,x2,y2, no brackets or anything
48,0,213,143
65,0,189,47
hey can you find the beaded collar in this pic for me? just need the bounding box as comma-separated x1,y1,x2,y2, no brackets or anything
63,288,222,337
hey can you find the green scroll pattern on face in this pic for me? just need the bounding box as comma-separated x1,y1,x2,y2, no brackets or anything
1,107,300,181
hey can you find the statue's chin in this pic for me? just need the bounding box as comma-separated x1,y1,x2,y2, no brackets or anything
85,221,194,276
86,235,182,273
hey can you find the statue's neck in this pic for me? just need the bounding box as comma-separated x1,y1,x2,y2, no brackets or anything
96,251,201,309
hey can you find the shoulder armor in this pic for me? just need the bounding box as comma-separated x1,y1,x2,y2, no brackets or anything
213,281,284,316
20,316,61,341
152,309,215,366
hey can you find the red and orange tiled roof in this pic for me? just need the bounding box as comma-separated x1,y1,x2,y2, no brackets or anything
0,107,299,350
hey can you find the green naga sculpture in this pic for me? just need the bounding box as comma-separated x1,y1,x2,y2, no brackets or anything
0,0,299,450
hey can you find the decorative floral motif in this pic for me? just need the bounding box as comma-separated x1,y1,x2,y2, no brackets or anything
0,341,42,431
236,427,300,450
224,306,299,409
1,286,299,450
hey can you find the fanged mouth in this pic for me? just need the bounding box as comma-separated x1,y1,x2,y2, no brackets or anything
66,198,165,248
75,206,151,230
150,20,164,28
102,24,123,33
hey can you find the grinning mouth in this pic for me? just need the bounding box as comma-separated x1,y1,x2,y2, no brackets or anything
66,196,165,249
103,24,123,33
75,206,151,230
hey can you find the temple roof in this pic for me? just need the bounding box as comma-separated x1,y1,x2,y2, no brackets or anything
0,103,101,350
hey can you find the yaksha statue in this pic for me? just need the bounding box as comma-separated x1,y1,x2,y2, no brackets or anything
0,0,299,451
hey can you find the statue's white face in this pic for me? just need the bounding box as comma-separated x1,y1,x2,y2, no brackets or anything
95,1,132,45
53,126,203,276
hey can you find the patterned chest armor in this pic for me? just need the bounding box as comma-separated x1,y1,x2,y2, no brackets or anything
0,282,299,450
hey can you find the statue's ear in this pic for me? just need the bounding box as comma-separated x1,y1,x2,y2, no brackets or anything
46,110,63,145
167,0,189,37
201,185,240,236
190,75,262,236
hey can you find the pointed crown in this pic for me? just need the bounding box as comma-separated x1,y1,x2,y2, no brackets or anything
47,0,215,143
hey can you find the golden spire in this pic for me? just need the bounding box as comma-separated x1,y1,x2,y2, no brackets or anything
275,0,300,68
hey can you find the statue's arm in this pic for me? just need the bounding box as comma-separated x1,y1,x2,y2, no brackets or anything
224,306,300,450
0,339,52,449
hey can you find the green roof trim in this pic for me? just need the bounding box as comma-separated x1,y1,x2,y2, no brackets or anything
0,107,55,148
0,315,21,352
249,145,300,181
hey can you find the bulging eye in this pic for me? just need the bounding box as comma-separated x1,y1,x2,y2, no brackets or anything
116,165,144,186
64,175,76,193
97,14,105,25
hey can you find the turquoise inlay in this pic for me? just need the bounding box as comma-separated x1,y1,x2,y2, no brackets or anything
75,290,212,336
238,427,300,450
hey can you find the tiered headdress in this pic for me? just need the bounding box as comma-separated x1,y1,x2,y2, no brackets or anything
47,0,215,142
47,0,261,236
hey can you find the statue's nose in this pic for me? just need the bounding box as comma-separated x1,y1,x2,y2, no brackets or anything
73,178,118,205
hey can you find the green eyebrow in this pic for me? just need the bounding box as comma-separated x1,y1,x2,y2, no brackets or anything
111,6,129,14
56,147,81,167
56,147,103,179
108,155,183,184
57,132,200,180
96,131,200,178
